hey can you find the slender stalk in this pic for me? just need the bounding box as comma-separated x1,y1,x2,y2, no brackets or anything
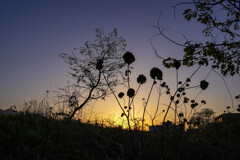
175,70,178,124
129,85,141,110
127,65,131,119
160,65,202,159
153,81,162,121
213,69,235,110
103,72,138,159
102,73,125,115
142,81,155,131
141,80,155,159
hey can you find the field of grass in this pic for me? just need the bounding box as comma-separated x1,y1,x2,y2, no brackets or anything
0,113,239,160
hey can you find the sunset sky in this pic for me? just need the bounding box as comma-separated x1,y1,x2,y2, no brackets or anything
1,0,240,124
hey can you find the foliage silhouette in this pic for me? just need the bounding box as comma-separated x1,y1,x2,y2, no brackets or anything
102,49,213,159
4,30,239,160
189,108,215,129
153,0,240,76
2,112,240,160
58,28,127,119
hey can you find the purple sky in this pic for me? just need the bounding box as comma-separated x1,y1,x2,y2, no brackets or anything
1,0,239,117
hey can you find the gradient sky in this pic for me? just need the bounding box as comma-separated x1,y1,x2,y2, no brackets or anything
1,0,240,123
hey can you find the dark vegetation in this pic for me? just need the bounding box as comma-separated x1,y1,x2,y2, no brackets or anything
1,1,240,159
154,0,240,76
0,113,240,160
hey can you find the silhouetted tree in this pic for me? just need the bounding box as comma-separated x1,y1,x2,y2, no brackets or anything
154,0,240,76
58,28,126,119
189,108,215,129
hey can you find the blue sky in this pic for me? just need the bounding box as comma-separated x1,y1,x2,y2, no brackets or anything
1,0,239,118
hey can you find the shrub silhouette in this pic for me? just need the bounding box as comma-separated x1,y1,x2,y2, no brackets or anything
102,50,214,159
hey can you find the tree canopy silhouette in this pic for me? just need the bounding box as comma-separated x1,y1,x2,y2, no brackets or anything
189,108,215,129
58,28,126,119
155,0,240,76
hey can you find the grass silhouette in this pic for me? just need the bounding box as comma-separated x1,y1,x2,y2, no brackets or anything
1,113,240,160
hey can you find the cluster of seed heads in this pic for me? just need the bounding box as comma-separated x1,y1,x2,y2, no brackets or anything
117,51,209,117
